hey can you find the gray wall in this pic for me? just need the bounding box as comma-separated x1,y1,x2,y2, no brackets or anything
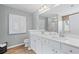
38,16,46,30
69,14,79,35
32,12,39,29
0,5,33,47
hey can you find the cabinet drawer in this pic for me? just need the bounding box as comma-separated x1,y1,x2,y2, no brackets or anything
61,44,79,54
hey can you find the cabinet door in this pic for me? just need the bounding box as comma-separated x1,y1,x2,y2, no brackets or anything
41,38,55,54
61,43,79,54
30,35,34,49
30,35,42,54
47,39,61,54
36,36,42,54
30,35,37,52
48,39,61,54
48,39,60,50
41,38,49,54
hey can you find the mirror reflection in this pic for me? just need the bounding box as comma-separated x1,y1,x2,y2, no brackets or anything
39,12,58,33
63,13,79,35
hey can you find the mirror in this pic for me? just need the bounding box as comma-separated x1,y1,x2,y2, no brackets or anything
63,13,79,35
36,4,79,36
47,16,58,32
38,12,58,32
38,15,47,31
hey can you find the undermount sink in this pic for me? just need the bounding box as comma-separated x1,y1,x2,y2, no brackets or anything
60,37,68,41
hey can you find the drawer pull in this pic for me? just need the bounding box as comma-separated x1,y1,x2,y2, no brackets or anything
69,50,72,52
52,49,58,53
55,51,58,53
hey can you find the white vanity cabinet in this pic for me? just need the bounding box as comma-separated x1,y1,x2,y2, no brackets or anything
30,34,61,54
30,32,79,54
61,43,79,54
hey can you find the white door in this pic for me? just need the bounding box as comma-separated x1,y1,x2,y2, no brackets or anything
30,35,36,52
35,36,42,53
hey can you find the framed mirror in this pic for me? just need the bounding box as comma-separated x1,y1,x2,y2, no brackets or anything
63,13,79,35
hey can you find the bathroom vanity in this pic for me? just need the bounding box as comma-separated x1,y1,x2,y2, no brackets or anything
27,4,79,54
29,30,79,54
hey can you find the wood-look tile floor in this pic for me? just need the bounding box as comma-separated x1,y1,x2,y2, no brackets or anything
5,45,36,54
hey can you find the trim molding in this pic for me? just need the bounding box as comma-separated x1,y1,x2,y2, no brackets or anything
7,43,24,49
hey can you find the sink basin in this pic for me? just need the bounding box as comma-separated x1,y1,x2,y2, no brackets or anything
60,37,68,41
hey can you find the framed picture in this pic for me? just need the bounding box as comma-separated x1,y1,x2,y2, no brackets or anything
9,14,27,34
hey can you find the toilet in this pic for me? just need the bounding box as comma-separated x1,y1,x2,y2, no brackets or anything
24,39,31,50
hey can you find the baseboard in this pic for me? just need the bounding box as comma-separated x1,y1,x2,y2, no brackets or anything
7,43,24,49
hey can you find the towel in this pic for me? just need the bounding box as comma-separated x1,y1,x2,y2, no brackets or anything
0,43,6,47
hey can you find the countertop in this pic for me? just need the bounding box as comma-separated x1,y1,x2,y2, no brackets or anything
31,32,79,48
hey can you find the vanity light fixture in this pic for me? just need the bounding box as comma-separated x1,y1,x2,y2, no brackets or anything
38,4,50,14
38,4,60,14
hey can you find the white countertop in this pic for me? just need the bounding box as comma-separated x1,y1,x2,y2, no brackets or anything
60,37,79,48
31,32,79,48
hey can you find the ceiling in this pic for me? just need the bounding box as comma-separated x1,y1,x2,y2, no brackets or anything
3,4,79,17
3,4,42,13
40,4,79,17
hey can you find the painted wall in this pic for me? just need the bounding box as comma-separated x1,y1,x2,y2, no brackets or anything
0,5,33,47
69,14,79,35
38,16,47,30
32,12,39,29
